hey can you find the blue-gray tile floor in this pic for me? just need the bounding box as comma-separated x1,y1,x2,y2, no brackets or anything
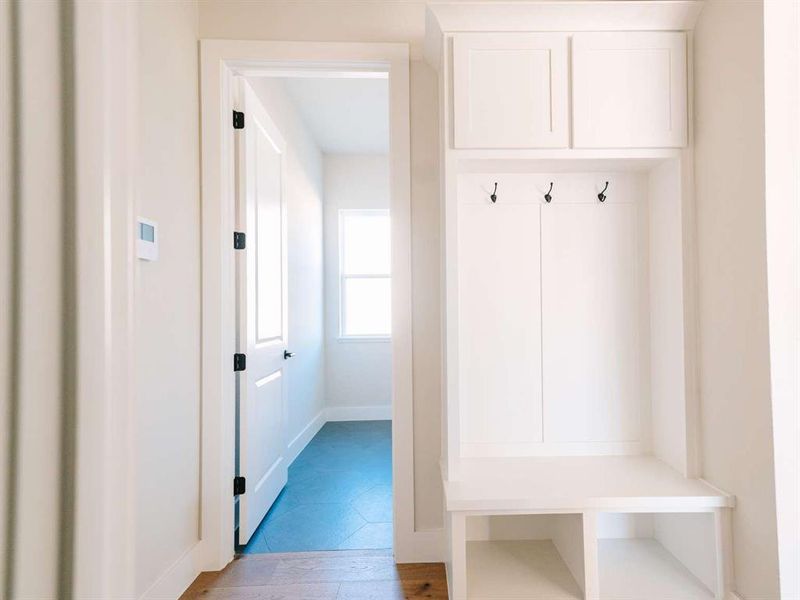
236,420,392,554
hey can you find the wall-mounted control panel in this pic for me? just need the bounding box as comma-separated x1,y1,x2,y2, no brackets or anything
137,218,158,261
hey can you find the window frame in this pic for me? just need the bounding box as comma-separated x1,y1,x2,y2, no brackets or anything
338,208,392,341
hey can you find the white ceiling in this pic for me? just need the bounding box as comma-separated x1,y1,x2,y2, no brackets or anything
280,76,389,155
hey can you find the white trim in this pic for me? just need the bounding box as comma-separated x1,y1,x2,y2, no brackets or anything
326,406,393,422
199,40,426,571
427,0,704,32
726,594,743,600
336,336,391,344
235,65,390,79
424,0,703,71
139,541,205,600
286,411,326,466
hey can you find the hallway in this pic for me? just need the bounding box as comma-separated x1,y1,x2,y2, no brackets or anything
237,420,392,553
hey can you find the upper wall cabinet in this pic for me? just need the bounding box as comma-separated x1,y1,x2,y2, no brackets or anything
572,32,688,148
453,33,569,149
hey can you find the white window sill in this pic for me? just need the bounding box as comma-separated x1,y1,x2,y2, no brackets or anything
337,336,392,344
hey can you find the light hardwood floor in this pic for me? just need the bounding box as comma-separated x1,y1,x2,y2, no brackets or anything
180,549,448,599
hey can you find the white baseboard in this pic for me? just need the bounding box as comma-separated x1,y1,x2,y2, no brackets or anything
326,405,392,421
286,410,326,466
726,593,743,600
140,540,205,600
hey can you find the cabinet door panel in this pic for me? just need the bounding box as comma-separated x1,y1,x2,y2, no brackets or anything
541,203,640,443
454,33,569,148
572,32,687,148
458,192,543,447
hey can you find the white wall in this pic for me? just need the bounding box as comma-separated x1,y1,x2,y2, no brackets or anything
693,1,781,597
247,77,326,458
323,155,392,416
763,2,800,598
408,61,443,531
132,31,328,594
199,0,444,532
134,1,201,595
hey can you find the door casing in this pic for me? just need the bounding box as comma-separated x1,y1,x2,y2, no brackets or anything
199,40,435,572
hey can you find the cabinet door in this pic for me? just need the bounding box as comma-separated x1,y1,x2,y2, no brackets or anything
572,32,687,148
541,203,640,443
458,177,543,451
453,33,569,149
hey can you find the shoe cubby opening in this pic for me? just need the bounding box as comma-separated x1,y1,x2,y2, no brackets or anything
596,512,720,600
465,513,587,600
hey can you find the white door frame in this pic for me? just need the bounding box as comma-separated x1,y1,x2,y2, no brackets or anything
199,40,427,571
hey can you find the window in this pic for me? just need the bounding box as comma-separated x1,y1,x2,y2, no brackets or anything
339,209,391,339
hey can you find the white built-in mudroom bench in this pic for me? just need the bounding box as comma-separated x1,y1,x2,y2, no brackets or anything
424,2,735,599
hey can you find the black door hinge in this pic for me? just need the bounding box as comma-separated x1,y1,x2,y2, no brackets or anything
233,476,246,496
233,110,245,129
234,231,246,250
234,353,246,372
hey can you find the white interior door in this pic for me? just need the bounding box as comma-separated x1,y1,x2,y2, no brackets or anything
235,79,289,545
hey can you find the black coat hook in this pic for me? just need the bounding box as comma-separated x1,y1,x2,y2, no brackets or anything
544,182,553,203
490,182,498,203
598,181,609,203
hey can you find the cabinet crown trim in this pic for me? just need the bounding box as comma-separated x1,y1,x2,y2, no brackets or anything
424,1,703,68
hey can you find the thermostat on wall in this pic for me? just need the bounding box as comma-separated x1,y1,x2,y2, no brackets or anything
137,218,158,261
